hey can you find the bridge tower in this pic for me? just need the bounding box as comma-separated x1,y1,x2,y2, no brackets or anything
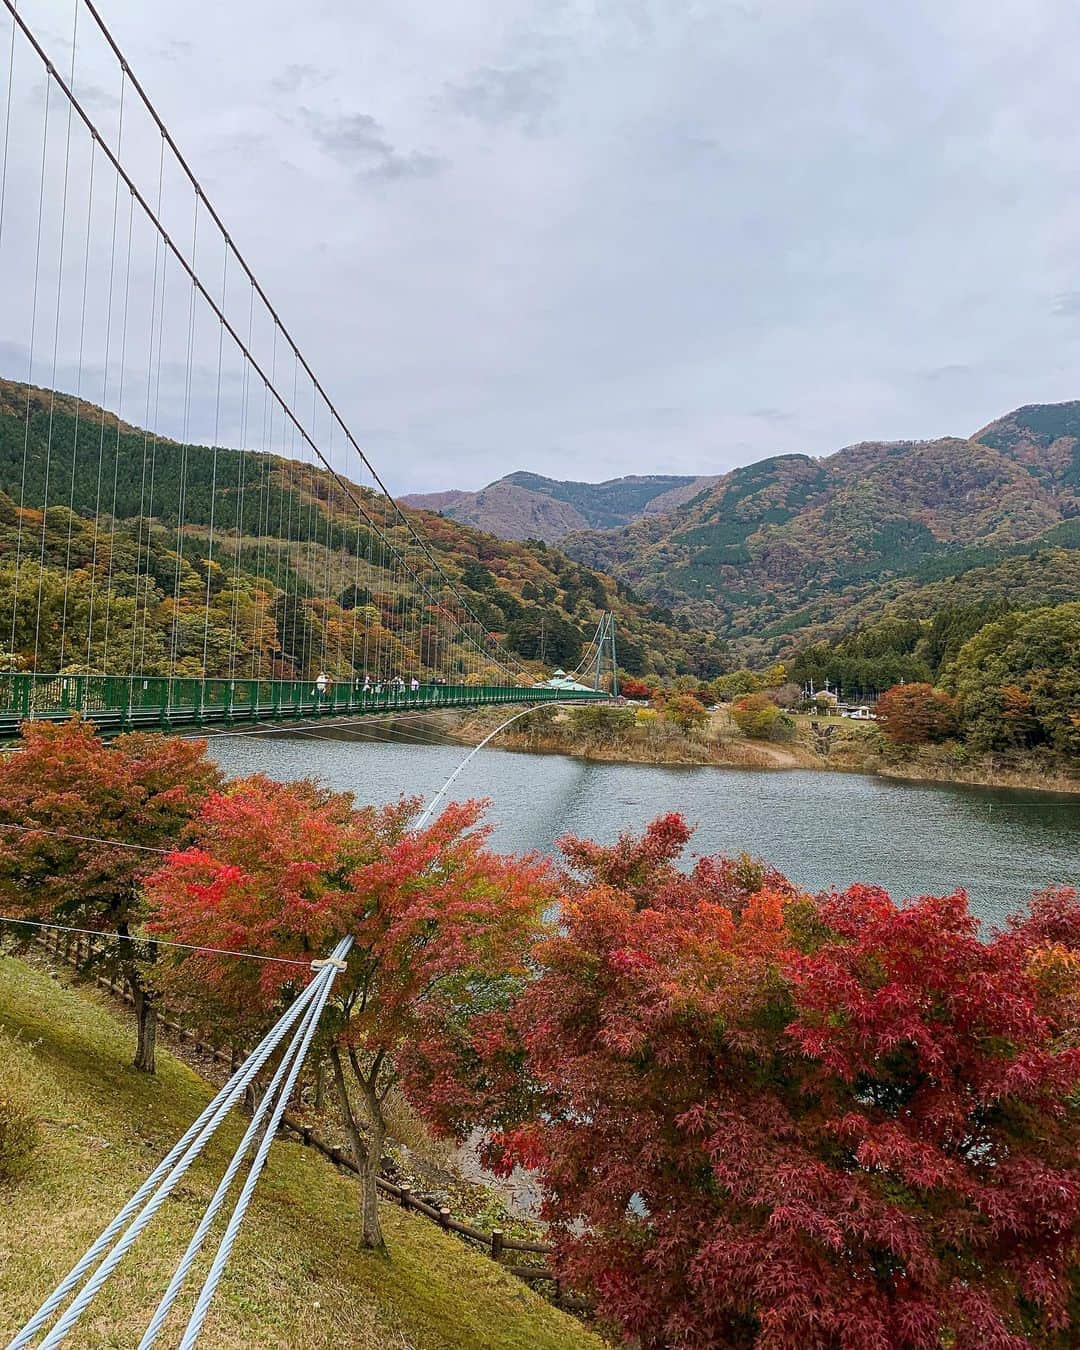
582,612,619,695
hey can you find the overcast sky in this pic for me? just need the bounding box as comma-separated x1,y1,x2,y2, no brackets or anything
3,0,1080,495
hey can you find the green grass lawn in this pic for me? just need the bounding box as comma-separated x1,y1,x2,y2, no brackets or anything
0,955,599,1349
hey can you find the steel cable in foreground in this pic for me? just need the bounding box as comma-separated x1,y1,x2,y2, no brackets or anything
7,938,352,1350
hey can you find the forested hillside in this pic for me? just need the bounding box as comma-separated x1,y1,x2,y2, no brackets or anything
563,402,1080,661
0,379,722,680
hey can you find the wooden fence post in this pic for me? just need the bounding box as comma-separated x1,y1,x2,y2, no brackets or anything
491,1229,504,1261
399,1186,411,1211
438,1206,451,1229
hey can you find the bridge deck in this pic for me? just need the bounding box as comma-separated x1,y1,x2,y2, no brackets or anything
0,673,605,740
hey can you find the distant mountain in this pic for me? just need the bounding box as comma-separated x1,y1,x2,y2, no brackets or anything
560,403,1080,661
402,470,719,541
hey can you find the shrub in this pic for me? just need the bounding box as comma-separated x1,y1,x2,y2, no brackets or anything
769,711,797,742
0,1032,39,1184
569,704,636,743
663,693,708,734
730,692,781,739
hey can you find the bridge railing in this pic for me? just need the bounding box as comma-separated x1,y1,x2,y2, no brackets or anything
0,672,605,737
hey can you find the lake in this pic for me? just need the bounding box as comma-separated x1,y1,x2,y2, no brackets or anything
206,728,1079,931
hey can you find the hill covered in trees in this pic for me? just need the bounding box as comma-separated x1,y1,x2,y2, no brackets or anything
552,400,1080,661
0,379,722,681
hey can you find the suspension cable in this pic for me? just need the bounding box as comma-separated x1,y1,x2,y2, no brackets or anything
32,0,80,675
413,701,581,830
9,939,349,1348
76,0,523,684
10,0,525,685
0,913,313,965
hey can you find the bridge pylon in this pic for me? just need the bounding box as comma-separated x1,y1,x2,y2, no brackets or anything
577,612,619,696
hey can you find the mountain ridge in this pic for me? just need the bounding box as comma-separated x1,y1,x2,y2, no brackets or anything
561,402,1080,658
403,399,1080,661
402,470,719,540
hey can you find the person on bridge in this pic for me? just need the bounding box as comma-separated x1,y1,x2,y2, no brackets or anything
410,676,420,698
315,671,330,698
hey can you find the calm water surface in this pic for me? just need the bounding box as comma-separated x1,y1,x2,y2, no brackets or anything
206,728,1079,931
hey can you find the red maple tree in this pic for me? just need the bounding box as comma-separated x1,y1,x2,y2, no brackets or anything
783,882,1080,1348
146,778,554,1249
618,677,655,700
0,718,221,1071
490,815,1080,1348
875,682,959,745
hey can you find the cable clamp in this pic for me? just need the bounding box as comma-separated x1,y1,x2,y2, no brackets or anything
311,956,347,971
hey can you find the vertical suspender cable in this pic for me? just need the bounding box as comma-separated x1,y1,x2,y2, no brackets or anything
169,192,199,681
8,65,51,664
138,131,170,675
0,0,16,253
84,66,125,670
201,248,228,676
227,283,255,683
57,138,95,672
100,186,135,670
131,132,166,676
33,0,79,677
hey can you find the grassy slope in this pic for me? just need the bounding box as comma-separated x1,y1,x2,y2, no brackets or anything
0,957,598,1350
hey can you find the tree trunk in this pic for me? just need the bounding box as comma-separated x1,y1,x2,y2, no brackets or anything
314,1058,326,1112
330,1047,384,1250
131,979,157,1074
359,1097,386,1252
351,1047,389,1254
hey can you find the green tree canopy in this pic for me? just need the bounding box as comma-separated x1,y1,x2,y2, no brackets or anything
948,602,1080,754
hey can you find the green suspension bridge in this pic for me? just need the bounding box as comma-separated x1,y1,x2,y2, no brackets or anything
0,0,617,743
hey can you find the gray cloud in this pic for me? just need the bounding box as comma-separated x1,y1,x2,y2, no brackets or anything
75,81,122,114
1052,291,1080,318
271,63,329,96
157,38,193,63
445,62,559,131
303,109,442,182
921,365,976,384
